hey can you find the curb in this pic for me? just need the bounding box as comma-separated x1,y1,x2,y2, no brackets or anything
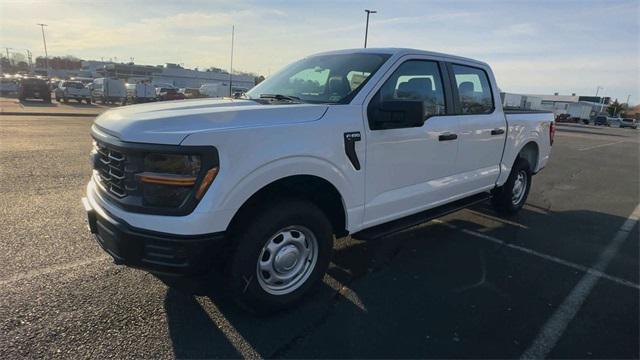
0,111,99,117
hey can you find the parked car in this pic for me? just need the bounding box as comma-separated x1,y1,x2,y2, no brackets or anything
18,77,51,103
555,113,572,123
594,115,609,126
126,82,156,103
607,117,623,127
83,48,555,313
199,83,229,97
157,87,185,101
48,79,60,91
92,78,127,105
620,118,637,129
55,80,91,103
0,77,19,95
179,88,205,99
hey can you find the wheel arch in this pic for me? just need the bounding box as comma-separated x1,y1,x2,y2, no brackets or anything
226,174,349,238
517,141,539,172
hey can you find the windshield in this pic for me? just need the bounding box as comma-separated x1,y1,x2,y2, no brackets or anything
245,53,390,104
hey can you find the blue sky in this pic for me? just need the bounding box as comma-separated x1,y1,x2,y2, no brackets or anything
1,0,638,103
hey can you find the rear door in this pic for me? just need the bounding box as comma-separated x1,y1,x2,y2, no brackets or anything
363,57,460,226
448,63,506,191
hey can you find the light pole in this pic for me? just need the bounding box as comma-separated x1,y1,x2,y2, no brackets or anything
36,23,49,75
595,85,603,97
229,25,234,97
364,9,377,48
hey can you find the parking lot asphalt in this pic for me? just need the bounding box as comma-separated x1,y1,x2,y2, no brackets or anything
0,96,111,116
0,116,638,359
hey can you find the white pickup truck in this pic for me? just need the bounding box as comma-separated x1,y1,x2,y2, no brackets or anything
83,48,554,313
55,80,91,104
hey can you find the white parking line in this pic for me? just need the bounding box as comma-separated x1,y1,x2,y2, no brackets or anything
578,140,626,151
432,219,640,291
459,228,640,291
521,203,640,359
198,298,262,359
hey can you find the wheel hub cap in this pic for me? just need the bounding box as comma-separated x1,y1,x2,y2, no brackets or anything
512,171,527,205
256,226,319,295
274,245,300,273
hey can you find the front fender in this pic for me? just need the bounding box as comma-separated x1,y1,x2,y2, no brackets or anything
219,155,354,211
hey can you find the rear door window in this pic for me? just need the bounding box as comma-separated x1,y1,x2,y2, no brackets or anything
451,64,494,114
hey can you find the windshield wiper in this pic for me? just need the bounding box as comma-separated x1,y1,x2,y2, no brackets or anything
259,94,303,102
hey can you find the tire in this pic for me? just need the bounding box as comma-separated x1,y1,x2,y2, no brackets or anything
491,157,532,215
63,98,68,103
86,98,92,104
227,199,333,314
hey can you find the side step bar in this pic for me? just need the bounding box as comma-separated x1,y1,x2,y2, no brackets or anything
353,192,492,240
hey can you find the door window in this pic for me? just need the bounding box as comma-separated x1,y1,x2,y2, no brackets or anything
379,60,446,118
451,64,494,114
368,60,446,130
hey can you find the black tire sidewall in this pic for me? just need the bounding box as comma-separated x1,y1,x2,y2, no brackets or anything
493,158,532,214
227,199,333,314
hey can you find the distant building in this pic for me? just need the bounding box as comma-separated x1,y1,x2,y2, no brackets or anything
82,61,255,91
501,92,610,121
500,92,542,110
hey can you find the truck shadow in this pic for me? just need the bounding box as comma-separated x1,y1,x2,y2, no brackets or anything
160,204,638,358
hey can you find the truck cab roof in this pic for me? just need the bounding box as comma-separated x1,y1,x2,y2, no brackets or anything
313,48,489,68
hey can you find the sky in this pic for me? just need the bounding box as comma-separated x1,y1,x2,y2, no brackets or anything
1,0,638,104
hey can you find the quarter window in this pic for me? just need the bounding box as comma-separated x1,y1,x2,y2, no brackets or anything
451,64,494,114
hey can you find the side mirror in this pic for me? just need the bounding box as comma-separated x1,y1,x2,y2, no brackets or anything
373,100,425,129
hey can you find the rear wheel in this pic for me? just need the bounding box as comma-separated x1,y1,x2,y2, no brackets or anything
491,157,532,214
227,199,333,314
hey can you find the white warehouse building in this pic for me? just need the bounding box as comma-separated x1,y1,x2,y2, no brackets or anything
81,61,256,91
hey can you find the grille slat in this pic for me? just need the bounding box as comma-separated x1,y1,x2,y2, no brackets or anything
94,141,131,198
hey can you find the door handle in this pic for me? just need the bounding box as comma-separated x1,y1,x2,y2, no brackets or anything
438,133,458,141
491,128,505,135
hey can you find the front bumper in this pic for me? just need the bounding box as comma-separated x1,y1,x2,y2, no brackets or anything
82,197,227,276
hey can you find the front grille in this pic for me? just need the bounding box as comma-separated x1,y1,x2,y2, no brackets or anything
94,141,138,198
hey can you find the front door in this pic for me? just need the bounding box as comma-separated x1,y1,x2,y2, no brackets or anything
363,58,459,226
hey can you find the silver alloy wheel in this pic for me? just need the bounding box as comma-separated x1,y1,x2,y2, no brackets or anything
511,170,528,205
256,225,318,295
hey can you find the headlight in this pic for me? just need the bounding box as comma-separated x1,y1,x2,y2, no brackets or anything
135,153,217,208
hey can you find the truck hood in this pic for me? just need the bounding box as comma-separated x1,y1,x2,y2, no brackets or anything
93,99,329,145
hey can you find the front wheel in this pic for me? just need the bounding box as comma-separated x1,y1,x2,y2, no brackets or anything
227,199,333,314
491,158,532,214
